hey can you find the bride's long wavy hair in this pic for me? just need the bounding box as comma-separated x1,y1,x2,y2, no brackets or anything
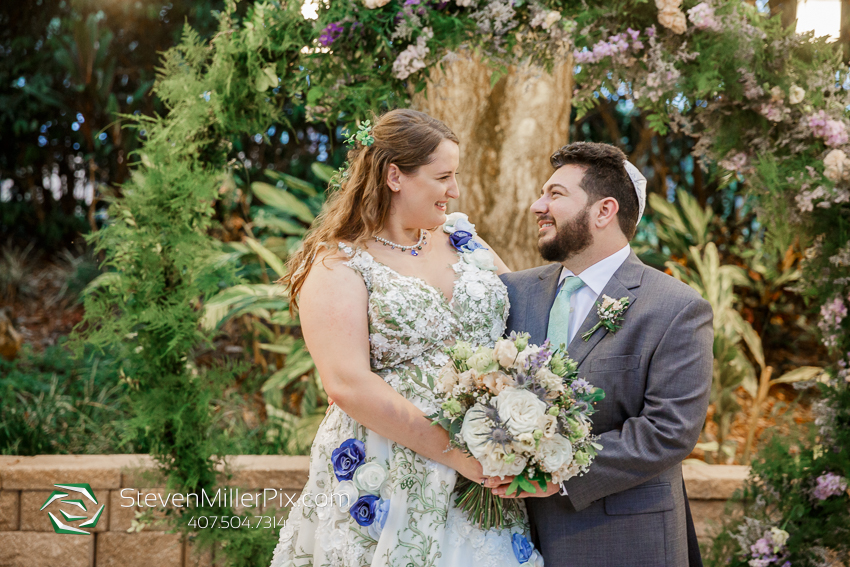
283,109,458,311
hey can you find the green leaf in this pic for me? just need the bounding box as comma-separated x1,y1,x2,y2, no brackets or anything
770,366,823,386
244,237,287,278
251,182,315,223
311,162,336,183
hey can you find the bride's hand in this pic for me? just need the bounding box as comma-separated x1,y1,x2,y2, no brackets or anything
452,451,507,488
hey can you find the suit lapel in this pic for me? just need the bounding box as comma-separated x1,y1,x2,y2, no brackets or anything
526,264,562,347
565,251,645,367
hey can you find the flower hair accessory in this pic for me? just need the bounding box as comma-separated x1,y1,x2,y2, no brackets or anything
581,295,631,341
345,120,375,147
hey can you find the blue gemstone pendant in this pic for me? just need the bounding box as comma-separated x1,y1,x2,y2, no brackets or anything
411,250,418,256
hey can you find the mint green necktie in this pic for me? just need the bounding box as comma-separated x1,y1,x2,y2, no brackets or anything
548,276,585,351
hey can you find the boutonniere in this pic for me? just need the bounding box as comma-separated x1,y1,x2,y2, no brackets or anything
581,295,631,341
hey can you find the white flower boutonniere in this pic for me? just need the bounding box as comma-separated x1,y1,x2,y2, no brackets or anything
581,295,631,341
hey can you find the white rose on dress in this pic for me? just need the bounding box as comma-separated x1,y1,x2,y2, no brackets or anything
443,212,471,233
538,435,573,472
333,480,360,511
460,404,492,455
353,461,388,495
466,280,488,300
493,339,519,367
463,248,497,272
495,387,547,435
789,85,805,105
363,0,391,8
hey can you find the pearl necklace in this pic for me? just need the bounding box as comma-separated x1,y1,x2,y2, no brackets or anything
373,229,427,256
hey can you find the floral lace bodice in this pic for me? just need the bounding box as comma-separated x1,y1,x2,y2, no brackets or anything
339,243,509,413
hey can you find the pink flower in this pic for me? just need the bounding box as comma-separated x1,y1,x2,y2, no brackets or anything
687,3,721,31
812,472,848,501
809,110,849,147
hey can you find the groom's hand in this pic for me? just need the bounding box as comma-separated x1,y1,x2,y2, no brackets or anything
491,479,561,498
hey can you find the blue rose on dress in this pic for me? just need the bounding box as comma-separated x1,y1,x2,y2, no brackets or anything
449,230,473,250
512,533,534,563
367,497,391,540
331,438,366,481
349,494,380,526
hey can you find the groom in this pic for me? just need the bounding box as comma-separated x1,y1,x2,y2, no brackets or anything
494,142,713,567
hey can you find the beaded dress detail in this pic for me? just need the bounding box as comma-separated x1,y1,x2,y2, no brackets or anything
270,227,530,567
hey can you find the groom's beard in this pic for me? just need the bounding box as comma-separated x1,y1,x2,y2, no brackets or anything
537,206,593,262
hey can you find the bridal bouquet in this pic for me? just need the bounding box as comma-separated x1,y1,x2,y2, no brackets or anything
429,332,604,530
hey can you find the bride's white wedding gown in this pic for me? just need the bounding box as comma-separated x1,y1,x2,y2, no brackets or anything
270,240,530,567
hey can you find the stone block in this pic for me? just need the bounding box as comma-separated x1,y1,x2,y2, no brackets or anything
0,491,20,531
20,490,108,533
690,499,743,542
0,531,94,567
96,532,182,567
0,455,142,490
109,489,139,532
183,537,215,567
221,456,310,489
683,464,749,500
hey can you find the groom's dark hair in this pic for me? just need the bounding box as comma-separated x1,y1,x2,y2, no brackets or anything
549,142,640,240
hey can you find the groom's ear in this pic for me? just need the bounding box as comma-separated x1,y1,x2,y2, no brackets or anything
593,197,621,229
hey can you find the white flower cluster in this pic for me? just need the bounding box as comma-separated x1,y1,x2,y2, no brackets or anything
433,334,601,487
655,0,687,34
392,27,433,80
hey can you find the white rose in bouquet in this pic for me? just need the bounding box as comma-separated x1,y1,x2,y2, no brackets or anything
482,371,516,394
354,461,389,495
479,444,527,478
460,404,491,454
496,387,547,435
535,367,565,395
540,414,559,438
538,435,574,472
467,348,497,373
437,365,460,393
458,369,480,391
514,345,546,370
516,432,536,451
492,339,519,367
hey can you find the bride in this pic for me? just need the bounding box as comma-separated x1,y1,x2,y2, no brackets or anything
271,109,538,567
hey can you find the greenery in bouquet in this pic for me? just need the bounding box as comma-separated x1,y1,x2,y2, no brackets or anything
428,332,604,529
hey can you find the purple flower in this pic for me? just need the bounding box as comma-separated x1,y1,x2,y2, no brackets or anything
349,494,380,526
813,472,848,500
318,21,345,47
332,438,366,481
449,230,473,250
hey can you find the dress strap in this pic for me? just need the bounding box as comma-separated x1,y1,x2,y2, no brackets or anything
337,242,375,291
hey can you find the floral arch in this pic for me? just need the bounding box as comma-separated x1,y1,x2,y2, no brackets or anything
82,0,850,564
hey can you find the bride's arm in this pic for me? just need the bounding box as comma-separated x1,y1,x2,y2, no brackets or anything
299,252,488,484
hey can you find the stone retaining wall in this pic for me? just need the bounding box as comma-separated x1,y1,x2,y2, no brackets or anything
0,455,747,567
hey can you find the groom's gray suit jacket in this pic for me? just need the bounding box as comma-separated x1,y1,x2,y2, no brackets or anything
501,251,713,567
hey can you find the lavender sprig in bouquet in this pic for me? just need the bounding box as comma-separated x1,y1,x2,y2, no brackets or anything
428,332,605,530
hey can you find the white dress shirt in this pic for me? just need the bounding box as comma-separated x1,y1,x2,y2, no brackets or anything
557,244,632,345
556,243,631,496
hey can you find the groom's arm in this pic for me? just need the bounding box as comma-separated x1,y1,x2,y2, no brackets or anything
558,296,713,512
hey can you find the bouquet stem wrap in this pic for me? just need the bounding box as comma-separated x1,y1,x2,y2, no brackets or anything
453,477,524,530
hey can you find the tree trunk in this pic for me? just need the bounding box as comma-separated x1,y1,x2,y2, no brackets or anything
768,0,797,31
412,53,573,271
841,0,850,62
